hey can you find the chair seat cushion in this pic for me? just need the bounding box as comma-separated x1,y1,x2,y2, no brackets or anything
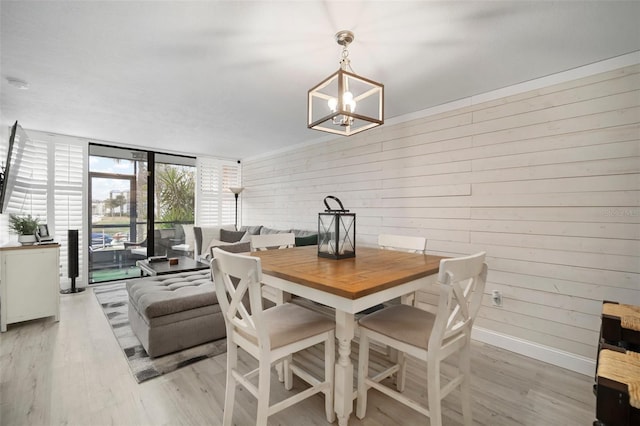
359,304,436,350
240,303,335,349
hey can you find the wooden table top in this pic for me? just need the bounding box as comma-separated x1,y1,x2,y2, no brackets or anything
251,246,445,300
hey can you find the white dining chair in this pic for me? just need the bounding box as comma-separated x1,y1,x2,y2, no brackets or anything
211,247,336,426
250,232,296,251
356,251,488,426
378,234,427,307
378,234,426,253
250,232,296,306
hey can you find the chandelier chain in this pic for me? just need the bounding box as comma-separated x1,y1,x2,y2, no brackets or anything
340,46,355,73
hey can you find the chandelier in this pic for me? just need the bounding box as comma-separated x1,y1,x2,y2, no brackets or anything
307,30,384,136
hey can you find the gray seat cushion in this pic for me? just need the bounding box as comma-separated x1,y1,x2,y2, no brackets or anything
127,270,215,319
358,304,436,350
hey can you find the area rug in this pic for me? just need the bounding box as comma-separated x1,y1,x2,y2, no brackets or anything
93,281,227,383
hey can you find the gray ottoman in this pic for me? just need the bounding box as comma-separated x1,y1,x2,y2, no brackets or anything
126,270,226,358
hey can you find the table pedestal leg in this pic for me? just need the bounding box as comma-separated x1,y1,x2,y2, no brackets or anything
334,310,355,426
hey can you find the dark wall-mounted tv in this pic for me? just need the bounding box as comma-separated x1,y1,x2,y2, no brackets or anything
0,121,25,214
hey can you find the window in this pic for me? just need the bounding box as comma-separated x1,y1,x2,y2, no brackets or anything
196,157,241,226
53,142,85,284
0,127,238,285
2,130,86,287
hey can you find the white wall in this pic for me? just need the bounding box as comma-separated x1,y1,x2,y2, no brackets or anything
243,57,640,374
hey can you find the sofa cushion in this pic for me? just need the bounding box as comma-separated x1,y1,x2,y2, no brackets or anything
194,225,236,257
240,225,263,235
260,226,292,235
295,234,318,246
210,242,251,258
292,229,316,238
220,228,247,243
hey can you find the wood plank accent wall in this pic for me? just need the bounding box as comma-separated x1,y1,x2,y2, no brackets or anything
243,64,640,366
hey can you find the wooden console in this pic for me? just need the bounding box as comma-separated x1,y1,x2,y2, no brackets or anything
0,244,60,332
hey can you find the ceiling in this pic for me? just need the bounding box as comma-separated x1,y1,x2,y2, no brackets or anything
1,1,639,160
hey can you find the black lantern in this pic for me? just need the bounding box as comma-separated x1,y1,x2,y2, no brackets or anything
318,196,355,260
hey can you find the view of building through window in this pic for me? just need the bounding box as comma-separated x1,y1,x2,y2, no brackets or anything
88,148,195,283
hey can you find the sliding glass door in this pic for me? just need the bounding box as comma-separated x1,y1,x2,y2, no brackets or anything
88,149,148,283
88,145,195,283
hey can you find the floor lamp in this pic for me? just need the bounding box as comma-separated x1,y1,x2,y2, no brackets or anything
229,187,244,230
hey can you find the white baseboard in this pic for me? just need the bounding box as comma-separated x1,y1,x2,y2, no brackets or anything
472,326,596,377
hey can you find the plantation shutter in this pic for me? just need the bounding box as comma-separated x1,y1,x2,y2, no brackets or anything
53,142,86,286
4,137,48,217
196,157,241,226
3,129,87,287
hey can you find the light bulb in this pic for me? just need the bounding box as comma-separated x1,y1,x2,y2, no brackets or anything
343,91,356,112
347,99,356,112
328,97,338,112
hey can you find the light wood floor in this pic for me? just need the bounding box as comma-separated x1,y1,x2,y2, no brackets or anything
0,287,596,426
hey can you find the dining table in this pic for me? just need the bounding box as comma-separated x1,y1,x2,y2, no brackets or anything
251,245,445,426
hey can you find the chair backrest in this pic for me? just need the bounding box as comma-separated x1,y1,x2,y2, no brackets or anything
211,248,270,351
181,224,195,248
378,234,426,253
251,233,296,251
430,252,488,348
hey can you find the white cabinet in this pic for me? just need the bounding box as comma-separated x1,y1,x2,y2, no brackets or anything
1,244,60,332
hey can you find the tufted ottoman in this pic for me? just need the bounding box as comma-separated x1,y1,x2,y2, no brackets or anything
126,270,226,358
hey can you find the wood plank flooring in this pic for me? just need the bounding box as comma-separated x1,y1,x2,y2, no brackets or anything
0,287,596,425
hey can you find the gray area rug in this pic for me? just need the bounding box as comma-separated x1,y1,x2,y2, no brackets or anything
93,281,227,383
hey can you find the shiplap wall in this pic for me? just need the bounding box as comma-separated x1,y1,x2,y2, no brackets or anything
242,63,640,371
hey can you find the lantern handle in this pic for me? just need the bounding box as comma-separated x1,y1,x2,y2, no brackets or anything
324,195,349,212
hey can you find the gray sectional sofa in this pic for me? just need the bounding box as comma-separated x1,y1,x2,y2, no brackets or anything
193,224,318,261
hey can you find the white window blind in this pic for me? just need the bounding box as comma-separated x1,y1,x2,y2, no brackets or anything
53,142,85,286
196,157,241,226
5,137,48,217
3,130,87,287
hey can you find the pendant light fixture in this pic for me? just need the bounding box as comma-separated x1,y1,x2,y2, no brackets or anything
307,30,384,136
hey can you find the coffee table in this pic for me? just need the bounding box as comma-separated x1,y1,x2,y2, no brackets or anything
136,256,209,276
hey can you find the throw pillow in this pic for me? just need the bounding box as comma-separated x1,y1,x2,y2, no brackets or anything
260,227,292,235
205,239,229,259
240,225,263,235
292,229,317,237
220,229,247,243
239,231,252,243
295,234,318,246
209,242,251,258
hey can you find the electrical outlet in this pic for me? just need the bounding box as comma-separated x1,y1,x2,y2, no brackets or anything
492,290,503,307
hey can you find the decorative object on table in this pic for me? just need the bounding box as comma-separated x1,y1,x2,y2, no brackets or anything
148,255,168,263
35,223,55,243
228,186,244,230
8,213,39,245
307,30,384,136
318,195,355,259
93,281,227,383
